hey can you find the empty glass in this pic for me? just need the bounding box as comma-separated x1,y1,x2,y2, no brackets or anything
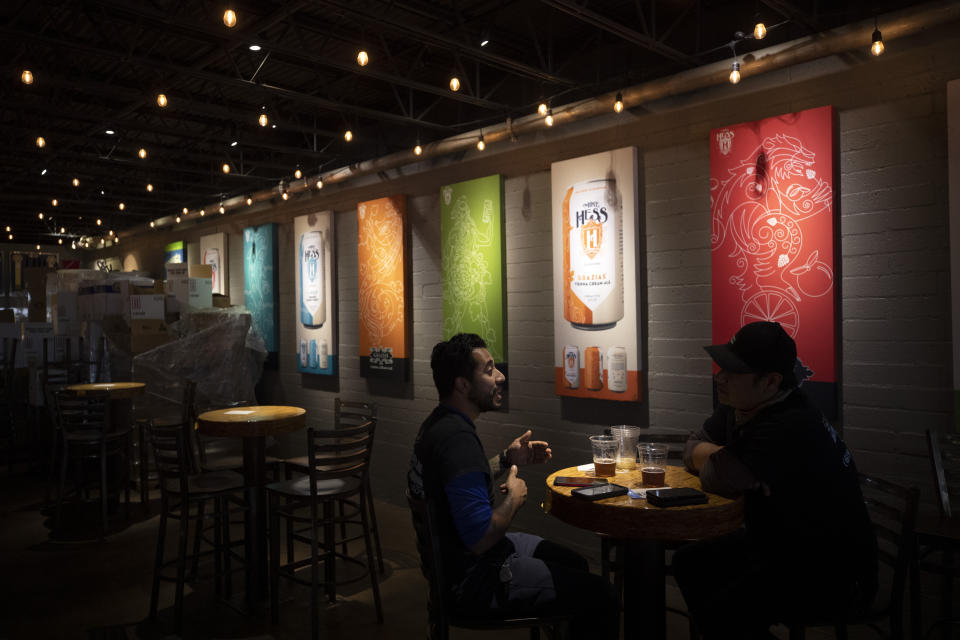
611,425,641,471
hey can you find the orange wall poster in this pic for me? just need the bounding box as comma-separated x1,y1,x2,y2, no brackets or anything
357,196,409,379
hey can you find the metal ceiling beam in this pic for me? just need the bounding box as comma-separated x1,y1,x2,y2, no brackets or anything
541,0,701,67
760,0,820,33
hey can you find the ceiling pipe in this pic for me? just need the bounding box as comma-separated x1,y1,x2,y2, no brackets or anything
123,0,960,240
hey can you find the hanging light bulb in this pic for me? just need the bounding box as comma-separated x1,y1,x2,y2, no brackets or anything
315,179,323,190
294,167,302,179
108,229,114,237
344,129,353,142
545,110,554,127
729,60,741,84
150,221,155,228
222,163,231,174
282,192,289,200
38,212,44,220
414,143,422,156
51,198,58,206
118,202,125,210
614,92,624,113
115,236,119,244
219,204,225,214
7,234,12,240
871,23,885,56
449,76,461,92
246,196,253,205
754,22,767,40
36,136,46,148
476,133,485,151
157,93,168,107
146,183,154,192
4,226,9,232
58,238,63,245
357,50,369,66
96,218,102,226
176,216,181,224
259,108,268,127
538,102,548,116
71,240,76,249
223,9,237,27
182,207,188,215
21,70,34,85
138,147,147,159
36,244,41,251
72,177,79,187
60,226,65,233
200,208,205,216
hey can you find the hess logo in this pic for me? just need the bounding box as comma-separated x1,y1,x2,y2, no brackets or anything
580,219,603,259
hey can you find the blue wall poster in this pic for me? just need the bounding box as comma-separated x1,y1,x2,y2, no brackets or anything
243,224,278,354
294,211,337,375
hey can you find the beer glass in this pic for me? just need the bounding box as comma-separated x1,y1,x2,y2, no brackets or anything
589,435,618,477
638,442,668,487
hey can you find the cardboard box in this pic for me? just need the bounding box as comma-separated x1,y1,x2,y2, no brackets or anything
189,264,213,279
212,294,231,308
130,294,165,320
188,277,212,308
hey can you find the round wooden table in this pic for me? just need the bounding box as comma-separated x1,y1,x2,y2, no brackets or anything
544,465,744,640
197,406,306,607
66,382,146,400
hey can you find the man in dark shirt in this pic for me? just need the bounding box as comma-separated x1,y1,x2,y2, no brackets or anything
408,333,618,639
672,321,877,639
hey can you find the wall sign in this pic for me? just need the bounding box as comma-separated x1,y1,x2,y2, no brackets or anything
243,224,278,354
710,105,837,415
551,147,642,401
295,212,337,375
441,175,507,375
357,196,408,379
200,232,228,296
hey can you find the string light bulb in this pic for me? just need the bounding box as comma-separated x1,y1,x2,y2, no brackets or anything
21,70,34,85
72,178,79,187
51,198,58,206
259,108,268,127
344,129,353,142
157,93,168,107
315,179,323,189
294,167,302,179
38,212,44,220
36,136,46,148
614,92,624,113
182,207,188,214
4,226,9,232
871,22,885,56
537,102,548,116
449,76,461,92
72,240,76,249
414,143,422,156
108,229,114,237
7,234,12,240
545,110,554,127
477,133,485,151
150,221,155,228
176,216,181,224
223,9,237,27
199,208,205,216
222,163,231,174
96,218,102,226
146,183,154,192
36,244,40,251
729,60,741,84
138,147,147,159
357,50,369,66
118,202,125,210
219,205,225,214
58,238,63,245
282,192,289,200
754,22,767,40
246,197,253,205
60,226,65,233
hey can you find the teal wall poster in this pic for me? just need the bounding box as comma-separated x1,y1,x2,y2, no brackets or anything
243,224,278,357
294,212,337,376
440,174,507,382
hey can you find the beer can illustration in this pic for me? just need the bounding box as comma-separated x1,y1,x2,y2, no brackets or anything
562,179,624,330
563,345,580,389
318,338,329,370
299,230,325,327
299,339,308,368
203,248,220,294
584,346,603,390
308,339,318,369
607,346,627,393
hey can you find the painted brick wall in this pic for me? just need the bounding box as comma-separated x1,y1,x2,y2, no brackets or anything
103,29,960,556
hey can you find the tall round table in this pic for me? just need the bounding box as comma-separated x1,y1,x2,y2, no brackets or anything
544,465,744,640
197,405,306,608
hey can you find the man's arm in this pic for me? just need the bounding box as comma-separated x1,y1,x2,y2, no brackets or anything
445,465,528,555
468,465,527,554
488,430,552,477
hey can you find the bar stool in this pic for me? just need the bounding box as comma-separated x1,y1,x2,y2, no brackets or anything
267,420,383,640
148,420,245,634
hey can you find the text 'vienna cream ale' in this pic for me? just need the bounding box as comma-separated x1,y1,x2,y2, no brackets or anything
299,231,325,327
562,179,624,330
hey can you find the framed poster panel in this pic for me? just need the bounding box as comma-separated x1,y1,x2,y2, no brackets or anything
164,240,184,279
200,232,228,296
551,147,642,401
294,212,337,375
440,175,507,376
243,224,278,354
357,196,408,379
9,252,59,291
710,105,837,415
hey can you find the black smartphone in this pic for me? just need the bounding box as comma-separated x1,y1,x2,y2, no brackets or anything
553,476,609,487
646,487,708,507
571,483,629,501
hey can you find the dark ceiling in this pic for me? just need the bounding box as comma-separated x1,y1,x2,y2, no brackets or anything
0,0,931,247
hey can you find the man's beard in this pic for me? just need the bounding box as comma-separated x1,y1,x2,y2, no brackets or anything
469,385,502,413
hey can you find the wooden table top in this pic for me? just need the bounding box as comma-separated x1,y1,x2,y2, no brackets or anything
66,382,146,399
197,405,307,438
544,465,744,542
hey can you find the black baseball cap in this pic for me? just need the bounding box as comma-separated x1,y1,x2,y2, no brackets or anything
705,321,798,386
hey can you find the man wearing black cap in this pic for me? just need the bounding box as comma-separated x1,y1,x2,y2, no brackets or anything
672,321,877,639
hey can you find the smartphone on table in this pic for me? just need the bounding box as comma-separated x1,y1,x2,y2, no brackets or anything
571,483,629,501
553,476,609,487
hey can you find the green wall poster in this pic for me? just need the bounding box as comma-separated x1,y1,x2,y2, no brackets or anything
440,174,507,372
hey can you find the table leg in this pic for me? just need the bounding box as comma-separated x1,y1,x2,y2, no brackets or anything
243,436,267,606
623,540,666,640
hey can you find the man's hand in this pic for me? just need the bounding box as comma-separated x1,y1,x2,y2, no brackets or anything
498,465,528,505
505,430,552,466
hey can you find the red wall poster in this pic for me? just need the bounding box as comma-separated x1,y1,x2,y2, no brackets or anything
710,105,837,415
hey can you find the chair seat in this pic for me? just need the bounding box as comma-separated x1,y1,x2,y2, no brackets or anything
267,474,362,498
164,469,245,495
202,453,283,472
63,428,131,444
